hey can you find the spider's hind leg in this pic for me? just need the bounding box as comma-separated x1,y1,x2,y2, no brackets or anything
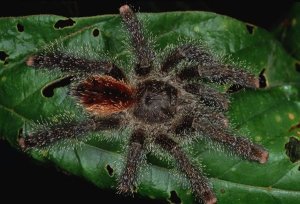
117,128,146,195
18,115,122,150
27,51,127,81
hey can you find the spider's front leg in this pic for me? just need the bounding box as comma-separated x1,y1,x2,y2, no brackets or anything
192,116,269,164
173,109,228,136
183,83,229,112
162,44,259,88
178,64,259,89
117,128,146,195
119,5,155,76
161,44,215,73
155,134,217,204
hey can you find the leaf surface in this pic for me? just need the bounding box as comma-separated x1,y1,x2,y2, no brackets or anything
0,11,300,203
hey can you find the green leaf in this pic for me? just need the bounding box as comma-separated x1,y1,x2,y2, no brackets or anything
274,2,300,61
1,11,300,204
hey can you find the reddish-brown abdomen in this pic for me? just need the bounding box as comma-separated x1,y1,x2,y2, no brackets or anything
74,75,135,115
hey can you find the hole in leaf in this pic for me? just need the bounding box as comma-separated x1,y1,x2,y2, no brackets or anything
227,84,243,93
93,28,99,37
54,18,75,29
17,23,24,32
298,166,300,171
42,76,73,97
246,23,255,34
0,51,8,62
106,165,114,176
170,190,181,204
285,137,300,163
18,128,23,138
295,62,300,73
259,69,267,88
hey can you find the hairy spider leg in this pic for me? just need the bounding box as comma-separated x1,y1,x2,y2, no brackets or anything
183,83,229,112
119,5,155,76
192,117,269,164
161,44,259,88
27,51,127,81
161,44,215,72
18,116,122,150
118,129,146,194
155,134,217,204
173,107,229,136
179,64,259,88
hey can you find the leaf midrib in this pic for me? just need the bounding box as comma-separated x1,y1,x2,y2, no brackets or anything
0,103,30,122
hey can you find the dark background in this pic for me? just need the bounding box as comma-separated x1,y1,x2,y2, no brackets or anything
0,0,295,29
0,0,294,203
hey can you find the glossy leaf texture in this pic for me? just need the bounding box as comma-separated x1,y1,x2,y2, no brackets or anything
0,11,300,204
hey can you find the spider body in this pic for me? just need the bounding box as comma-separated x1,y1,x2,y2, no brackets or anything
74,75,135,115
20,5,269,204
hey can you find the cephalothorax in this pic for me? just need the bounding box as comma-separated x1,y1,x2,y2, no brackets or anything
20,5,268,204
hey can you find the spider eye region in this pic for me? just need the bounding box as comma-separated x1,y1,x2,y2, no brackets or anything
133,80,178,123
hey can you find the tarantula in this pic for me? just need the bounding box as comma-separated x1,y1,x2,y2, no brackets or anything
19,5,269,204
